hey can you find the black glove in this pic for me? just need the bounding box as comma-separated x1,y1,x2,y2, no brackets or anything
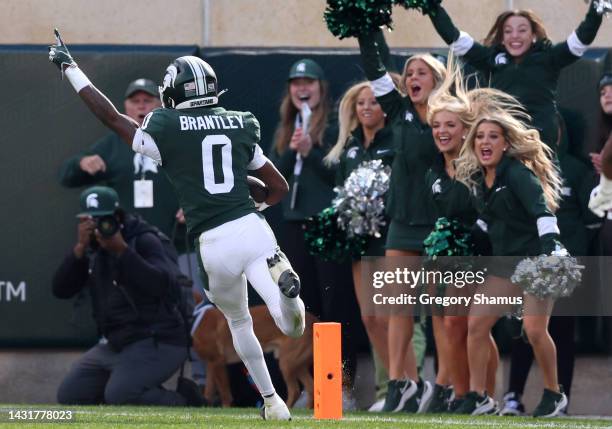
540,233,569,256
48,29,77,75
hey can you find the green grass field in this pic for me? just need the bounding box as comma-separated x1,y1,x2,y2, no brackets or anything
1,406,611,429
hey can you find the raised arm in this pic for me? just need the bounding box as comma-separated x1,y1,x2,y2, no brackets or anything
573,0,603,49
48,30,138,147
427,3,461,45
357,30,404,119
427,4,493,71
551,0,603,67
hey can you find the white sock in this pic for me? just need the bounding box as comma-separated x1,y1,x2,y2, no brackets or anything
245,257,304,337
227,315,275,397
263,392,281,405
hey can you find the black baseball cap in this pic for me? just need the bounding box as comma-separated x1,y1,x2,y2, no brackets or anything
124,78,158,98
287,59,325,81
599,73,612,90
77,186,120,217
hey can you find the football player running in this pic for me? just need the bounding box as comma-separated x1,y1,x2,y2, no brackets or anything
48,30,305,420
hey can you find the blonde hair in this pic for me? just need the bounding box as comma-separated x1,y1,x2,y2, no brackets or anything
427,53,529,153
428,54,561,211
399,54,446,95
324,82,373,165
455,112,562,212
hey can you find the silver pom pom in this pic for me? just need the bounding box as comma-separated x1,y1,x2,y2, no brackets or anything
511,255,584,299
332,160,391,238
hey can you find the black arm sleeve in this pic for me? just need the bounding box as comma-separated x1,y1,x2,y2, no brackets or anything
116,233,171,297
508,165,562,253
374,30,396,73
576,0,603,45
358,30,387,81
52,252,89,299
427,4,460,45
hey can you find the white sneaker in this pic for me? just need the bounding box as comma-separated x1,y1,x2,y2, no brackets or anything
261,393,291,420
368,398,385,412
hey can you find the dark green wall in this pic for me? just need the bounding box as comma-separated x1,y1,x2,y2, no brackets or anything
0,45,609,347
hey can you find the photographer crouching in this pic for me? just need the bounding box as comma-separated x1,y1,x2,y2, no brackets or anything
52,186,203,406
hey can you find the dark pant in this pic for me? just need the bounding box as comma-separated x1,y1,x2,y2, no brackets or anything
57,338,188,406
507,316,575,401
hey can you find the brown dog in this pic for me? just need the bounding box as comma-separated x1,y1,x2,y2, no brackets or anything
191,304,316,408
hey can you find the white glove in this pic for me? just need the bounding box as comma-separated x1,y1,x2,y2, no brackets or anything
551,245,569,257
588,175,612,217
255,201,270,212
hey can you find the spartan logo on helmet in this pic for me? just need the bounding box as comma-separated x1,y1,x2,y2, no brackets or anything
86,193,99,208
159,56,219,109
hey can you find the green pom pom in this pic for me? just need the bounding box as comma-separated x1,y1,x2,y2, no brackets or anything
423,217,474,275
424,217,473,258
325,0,394,39
393,0,442,15
304,206,369,262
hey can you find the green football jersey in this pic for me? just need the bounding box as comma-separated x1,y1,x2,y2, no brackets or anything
138,106,262,235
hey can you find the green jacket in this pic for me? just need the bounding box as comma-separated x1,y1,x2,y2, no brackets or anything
269,117,339,221
425,155,477,228
557,152,601,255
474,156,560,256
358,31,438,226
59,132,181,241
379,93,438,226
429,3,602,148
335,126,395,186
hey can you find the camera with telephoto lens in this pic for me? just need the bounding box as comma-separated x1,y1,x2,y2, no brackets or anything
95,215,120,238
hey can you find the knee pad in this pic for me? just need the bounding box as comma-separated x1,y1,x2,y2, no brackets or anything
266,247,300,298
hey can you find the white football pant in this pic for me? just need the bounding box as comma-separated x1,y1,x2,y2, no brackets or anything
197,213,303,397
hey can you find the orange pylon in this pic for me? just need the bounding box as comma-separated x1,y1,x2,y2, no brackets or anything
313,322,342,419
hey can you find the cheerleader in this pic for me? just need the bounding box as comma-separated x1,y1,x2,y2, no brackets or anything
427,0,603,150
423,65,514,412
454,104,568,417
324,81,395,407
358,30,446,413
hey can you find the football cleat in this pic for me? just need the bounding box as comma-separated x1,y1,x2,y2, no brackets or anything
260,393,291,421
267,248,301,298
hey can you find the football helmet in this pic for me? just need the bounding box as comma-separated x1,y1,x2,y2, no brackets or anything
159,56,218,109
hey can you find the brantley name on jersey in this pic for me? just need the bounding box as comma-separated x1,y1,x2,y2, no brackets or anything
178,114,246,131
